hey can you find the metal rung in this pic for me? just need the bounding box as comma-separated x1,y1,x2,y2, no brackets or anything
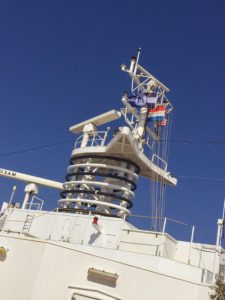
22,214,34,233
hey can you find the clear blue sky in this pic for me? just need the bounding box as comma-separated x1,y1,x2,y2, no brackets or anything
0,0,224,245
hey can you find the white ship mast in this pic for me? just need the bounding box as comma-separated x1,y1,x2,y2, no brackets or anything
57,50,176,219
121,49,175,230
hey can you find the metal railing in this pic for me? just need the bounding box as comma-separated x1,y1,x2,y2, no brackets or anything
26,196,44,211
74,130,109,148
128,214,195,242
151,153,168,171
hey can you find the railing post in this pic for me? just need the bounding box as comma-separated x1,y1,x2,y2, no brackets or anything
188,225,195,264
101,127,110,146
162,217,167,233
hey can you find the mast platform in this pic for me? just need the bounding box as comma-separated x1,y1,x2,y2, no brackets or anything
72,126,177,186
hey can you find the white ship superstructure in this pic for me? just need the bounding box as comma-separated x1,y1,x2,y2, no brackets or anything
0,51,223,300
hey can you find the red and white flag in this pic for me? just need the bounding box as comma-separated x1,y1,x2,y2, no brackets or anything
156,119,167,126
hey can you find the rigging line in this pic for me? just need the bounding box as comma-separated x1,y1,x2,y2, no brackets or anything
155,137,161,230
157,130,164,231
159,134,164,229
166,113,173,163
130,215,193,227
162,113,170,229
176,186,211,244
151,177,156,229
161,124,170,227
177,175,225,182
177,185,204,214
0,140,74,157
0,136,224,160
0,135,223,160
177,186,213,241
159,113,170,230
157,116,167,230
177,186,213,242
156,139,225,144
159,129,164,230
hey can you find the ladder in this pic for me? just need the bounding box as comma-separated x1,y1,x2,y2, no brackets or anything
22,214,34,233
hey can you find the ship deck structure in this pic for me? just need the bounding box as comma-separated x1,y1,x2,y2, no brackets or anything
0,50,223,300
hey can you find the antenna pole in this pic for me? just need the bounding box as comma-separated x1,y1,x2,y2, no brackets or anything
216,199,225,249
133,48,141,75
222,198,225,220
8,186,17,208
131,48,142,92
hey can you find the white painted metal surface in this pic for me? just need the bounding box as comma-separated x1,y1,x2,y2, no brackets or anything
0,208,219,300
0,167,63,190
0,52,219,300
70,110,121,134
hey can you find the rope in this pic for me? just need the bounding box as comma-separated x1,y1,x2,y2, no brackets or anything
149,110,173,231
